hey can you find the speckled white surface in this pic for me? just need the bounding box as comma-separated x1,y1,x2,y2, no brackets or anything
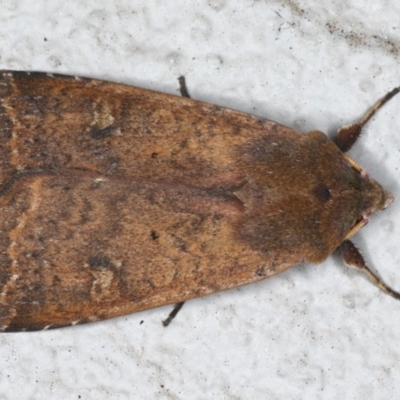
1,1,400,399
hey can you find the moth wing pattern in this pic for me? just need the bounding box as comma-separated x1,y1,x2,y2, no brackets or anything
0,72,375,331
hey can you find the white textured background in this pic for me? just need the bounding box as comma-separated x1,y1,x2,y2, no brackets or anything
1,1,400,399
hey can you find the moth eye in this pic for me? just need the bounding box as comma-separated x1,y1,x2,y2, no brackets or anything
312,185,331,202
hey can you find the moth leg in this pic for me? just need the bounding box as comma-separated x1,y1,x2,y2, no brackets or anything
341,240,400,299
178,76,191,98
162,302,185,327
160,76,191,328
336,87,400,152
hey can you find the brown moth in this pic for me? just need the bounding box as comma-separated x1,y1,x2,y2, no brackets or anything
0,71,397,332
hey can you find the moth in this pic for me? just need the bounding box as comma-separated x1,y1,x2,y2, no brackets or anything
0,71,397,332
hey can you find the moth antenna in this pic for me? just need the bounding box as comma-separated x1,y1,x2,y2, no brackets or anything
336,87,400,152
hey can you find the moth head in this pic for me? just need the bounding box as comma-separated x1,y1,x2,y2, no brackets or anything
361,174,394,214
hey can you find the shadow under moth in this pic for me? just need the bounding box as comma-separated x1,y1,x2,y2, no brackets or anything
0,71,398,332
